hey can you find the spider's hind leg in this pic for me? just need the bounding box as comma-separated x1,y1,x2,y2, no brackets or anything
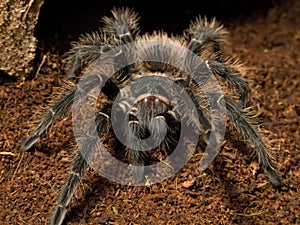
206,60,250,107
64,31,116,78
184,16,228,62
185,17,250,106
64,7,140,78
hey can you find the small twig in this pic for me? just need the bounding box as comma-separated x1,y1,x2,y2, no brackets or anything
34,54,47,79
22,0,35,21
229,209,268,217
10,153,24,182
0,152,15,156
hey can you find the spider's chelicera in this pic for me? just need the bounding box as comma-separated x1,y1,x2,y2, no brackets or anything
21,7,281,225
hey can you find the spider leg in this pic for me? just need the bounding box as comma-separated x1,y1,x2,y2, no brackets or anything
21,74,119,151
50,109,110,225
50,151,87,225
174,77,223,170
126,124,147,183
65,41,115,78
193,92,225,171
224,95,281,186
102,7,140,44
185,18,249,106
206,60,250,107
64,7,140,79
174,78,212,145
155,111,181,140
126,108,149,182
185,16,228,62
148,110,181,158
126,110,180,182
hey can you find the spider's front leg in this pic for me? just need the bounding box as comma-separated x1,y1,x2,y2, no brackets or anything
47,70,119,224
126,120,148,182
50,108,111,225
50,152,87,225
20,74,118,152
224,96,281,187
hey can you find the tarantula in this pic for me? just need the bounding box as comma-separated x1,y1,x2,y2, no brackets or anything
21,7,281,225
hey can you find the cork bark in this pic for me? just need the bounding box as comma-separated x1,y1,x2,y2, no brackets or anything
0,0,44,77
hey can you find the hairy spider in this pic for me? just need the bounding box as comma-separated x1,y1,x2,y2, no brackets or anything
21,7,281,225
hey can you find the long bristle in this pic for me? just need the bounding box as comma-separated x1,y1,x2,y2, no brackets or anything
185,16,229,43
101,7,140,37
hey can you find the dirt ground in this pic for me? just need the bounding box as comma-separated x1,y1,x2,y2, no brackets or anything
0,0,299,224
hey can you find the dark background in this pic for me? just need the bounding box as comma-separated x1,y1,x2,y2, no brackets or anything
35,0,279,52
